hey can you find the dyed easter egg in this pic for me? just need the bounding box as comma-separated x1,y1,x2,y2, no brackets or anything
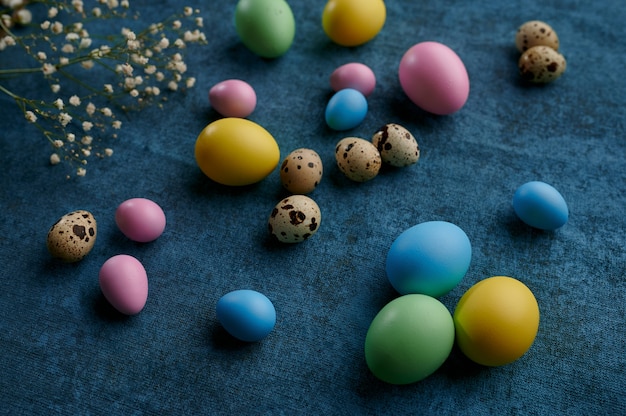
325,88,368,131
398,41,470,115
216,289,276,342
322,0,386,47
330,63,376,97
115,198,166,243
386,221,472,297
365,294,455,384
513,181,568,230
209,79,256,118
235,0,295,58
454,276,540,366
99,255,148,315
195,118,280,186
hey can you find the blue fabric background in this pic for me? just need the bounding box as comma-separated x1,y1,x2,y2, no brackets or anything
1,0,625,414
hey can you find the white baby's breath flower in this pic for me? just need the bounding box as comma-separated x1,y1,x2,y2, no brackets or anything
48,7,59,18
53,98,64,109
121,63,133,76
51,21,63,35
62,44,75,54
92,7,102,17
15,9,32,25
66,133,75,142
129,88,139,97
81,60,94,70
155,71,164,81
103,84,114,93
195,17,203,28
86,102,96,115
112,120,122,129
144,65,156,75
104,148,113,157
42,63,57,75
186,77,196,88
69,95,81,106
53,139,64,148
184,7,193,17
121,0,129,8
79,38,92,49
101,107,112,117
37,51,47,60
82,149,91,157
59,57,69,66
82,121,94,132
158,37,169,49
66,33,80,42
76,167,86,176
51,84,61,93
50,153,61,165
72,0,85,14
59,112,72,126
40,20,51,30
25,111,37,123
81,135,93,145
174,38,185,48
168,81,178,91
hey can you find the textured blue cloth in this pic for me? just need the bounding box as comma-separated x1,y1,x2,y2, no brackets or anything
1,0,625,414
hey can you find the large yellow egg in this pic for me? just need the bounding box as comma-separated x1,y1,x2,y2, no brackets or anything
322,0,386,47
195,118,280,186
453,276,540,367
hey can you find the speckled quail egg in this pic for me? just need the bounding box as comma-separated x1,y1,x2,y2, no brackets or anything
335,137,381,182
279,148,323,194
268,195,321,243
519,45,566,83
371,123,420,167
46,210,97,262
515,20,559,52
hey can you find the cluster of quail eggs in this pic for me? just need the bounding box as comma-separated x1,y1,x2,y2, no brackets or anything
269,123,420,244
515,20,566,84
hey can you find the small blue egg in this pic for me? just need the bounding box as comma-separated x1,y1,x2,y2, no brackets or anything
325,88,368,131
513,181,569,231
386,221,472,297
216,289,276,342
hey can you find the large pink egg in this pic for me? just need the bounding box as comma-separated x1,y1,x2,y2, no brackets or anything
398,42,469,115
209,79,257,118
99,255,148,315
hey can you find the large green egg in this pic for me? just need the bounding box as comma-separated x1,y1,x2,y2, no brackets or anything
364,294,455,384
234,0,296,59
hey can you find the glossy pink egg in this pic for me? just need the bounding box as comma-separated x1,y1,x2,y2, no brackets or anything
330,63,376,97
209,79,257,118
115,198,166,243
398,42,470,115
99,255,148,315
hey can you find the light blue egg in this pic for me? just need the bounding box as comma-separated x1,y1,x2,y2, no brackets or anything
385,221,472,297
513,181,569,231
325,88,368,131
216,289,276,342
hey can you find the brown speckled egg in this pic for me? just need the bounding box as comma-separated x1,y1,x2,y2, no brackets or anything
519,45,566,83
335,137,381,182
268,195,321,243
371,123,420,167
279,148,323,194
515,20,559,52
46,210,97,262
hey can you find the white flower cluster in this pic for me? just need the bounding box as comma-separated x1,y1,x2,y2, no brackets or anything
0,0,206,177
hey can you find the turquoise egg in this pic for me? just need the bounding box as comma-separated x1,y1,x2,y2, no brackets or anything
365,294,455,384
385,221,472,297
216,289,276,342
513,181,569,230
325,88,368,131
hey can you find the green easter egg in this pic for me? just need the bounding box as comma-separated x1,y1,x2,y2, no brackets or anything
235,0,295,59
364,294,455,384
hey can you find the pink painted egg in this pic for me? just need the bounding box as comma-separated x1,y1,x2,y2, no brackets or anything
209,79,257,118
99,255,148,315
398,42,469,115
330,62,376,97
115,198,166,243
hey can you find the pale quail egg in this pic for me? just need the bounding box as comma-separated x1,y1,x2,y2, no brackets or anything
46,210,97,262
279,148,323,194
372,123,420,167
519,45,566,83
515,20,560,53
335,137,381,182
268,195,321,243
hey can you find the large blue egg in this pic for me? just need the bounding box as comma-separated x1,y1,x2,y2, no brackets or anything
325,88,368,131
386,221,472,297
513,181,569,230
216,289,276,342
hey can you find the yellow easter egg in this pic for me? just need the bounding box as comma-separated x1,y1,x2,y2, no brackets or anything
322,0,386,47
453,276,540,367
195,118,280,186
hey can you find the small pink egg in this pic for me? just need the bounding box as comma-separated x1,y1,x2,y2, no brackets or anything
398,42,470,115
99,255,148,315
209,79,257,118
115,198,166,243
330,63,376,97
